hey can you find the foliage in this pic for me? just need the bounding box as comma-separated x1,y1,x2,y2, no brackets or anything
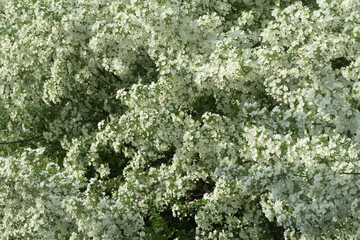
1,0,360,239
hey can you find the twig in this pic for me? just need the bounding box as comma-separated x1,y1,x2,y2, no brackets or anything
339,172,360,175
0,136,42,145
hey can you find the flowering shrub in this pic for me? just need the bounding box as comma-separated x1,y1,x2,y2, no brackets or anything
1,0,360,239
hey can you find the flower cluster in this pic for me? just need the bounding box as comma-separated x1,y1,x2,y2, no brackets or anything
1,0,360,239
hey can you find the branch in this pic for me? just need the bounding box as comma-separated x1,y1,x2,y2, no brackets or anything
91,71,110,85
293,173,313,182
82,145,91,161
0,136,42,145
0,11,6,20
135,62,148,73
80,119,102,124
109,71,123,82
135,62,157,82
312,122,336,129
339,172,360,175
95,67,122,83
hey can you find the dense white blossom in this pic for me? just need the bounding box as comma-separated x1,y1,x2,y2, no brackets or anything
0,0,360,239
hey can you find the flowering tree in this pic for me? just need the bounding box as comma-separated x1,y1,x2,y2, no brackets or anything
0,0,360,239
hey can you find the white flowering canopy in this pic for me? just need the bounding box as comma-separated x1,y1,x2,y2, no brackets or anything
1,0,360,239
